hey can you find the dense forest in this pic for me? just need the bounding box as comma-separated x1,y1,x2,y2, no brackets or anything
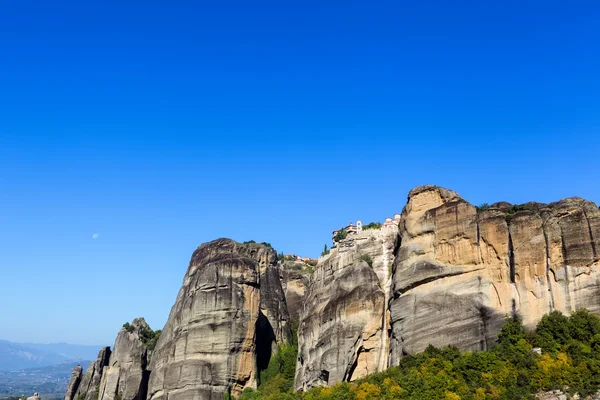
232,309,600,400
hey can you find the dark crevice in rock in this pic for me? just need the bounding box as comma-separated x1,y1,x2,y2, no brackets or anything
478,305,490,351
255,310,276,382
136,369,150,400
582,208,598,260
558,221,574,313
242,280,260,289
508,229,516,284
542,225,555,311
396,269,478,296
344,348,360,382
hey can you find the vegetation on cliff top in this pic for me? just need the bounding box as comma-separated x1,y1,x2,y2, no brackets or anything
333,229,348,242
234,309,600,400
122,322,162,352
363,222,382,230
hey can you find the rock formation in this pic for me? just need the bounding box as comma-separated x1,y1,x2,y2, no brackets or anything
75,347,111,400
61,184,600,397
388,185,600,364
97,318,152,400
146,239,291,400
27,393,41,400
64,365,83,400
279,260,313,321
295,225,399,390
296,185,600,390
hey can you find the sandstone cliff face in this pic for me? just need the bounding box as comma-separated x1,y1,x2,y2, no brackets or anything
98,318,151,400
147,239,291,400
75,347,111,400
279,261,313,321
388,185,600,364
295,226,399,390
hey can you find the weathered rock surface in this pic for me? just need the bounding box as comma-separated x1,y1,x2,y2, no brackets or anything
295,225,399,390
27,393,41,400
147,239,290,400
389,185,600,364
65,365,82,400
536,389,600,399
75,347,111,400
98,318,151,400
279,261,313,321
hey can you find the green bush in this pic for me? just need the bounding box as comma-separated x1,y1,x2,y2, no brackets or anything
363,222,382,230
333,229,347,242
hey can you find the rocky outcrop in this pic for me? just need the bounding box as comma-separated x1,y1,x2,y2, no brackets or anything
75,347,111,400
147,239,291,400
536,390,600,399
27,393,41,400
65,365,83,400
295,225,399,390
388,185,600,364
279,261,313,321
98,318,152,400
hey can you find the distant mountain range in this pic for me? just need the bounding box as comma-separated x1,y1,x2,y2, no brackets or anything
0,340,101,371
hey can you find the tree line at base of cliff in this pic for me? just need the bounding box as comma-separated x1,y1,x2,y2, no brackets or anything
231,309,600,400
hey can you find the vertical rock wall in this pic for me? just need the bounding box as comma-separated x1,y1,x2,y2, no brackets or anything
388,185,600,364
98,318,151,400
64,365,83,400
146,239,290,400
294,226,399,390
74,347,111,400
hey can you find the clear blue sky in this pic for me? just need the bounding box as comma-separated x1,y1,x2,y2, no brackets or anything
1,1,599,346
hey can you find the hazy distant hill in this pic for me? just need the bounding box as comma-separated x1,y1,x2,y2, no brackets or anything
0,360,91,399
0,341,100,371
19,343,101,363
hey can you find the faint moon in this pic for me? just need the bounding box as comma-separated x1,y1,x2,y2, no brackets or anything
92,233,99,239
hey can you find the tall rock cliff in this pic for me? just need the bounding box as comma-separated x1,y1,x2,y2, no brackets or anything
279,260,313,322
147,239,291,400
62,184,600,396
74,347,111,400
295,225,399,390
64,365,82,400
388,185,600,364
98,318,152,400
295,185,600,390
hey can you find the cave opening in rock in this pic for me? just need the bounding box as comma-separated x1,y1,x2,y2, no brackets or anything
255,310,276,382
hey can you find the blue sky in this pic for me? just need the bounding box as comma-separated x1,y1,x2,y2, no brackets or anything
1,1,599,346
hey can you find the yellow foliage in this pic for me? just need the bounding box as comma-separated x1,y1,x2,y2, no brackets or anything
319,387,334,396
355,382,381,400
474,387,486,400
383,377,403,397
445,392,461,400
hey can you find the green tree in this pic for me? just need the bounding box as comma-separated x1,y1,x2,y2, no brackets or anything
535,310,571,353
333,229,347,242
